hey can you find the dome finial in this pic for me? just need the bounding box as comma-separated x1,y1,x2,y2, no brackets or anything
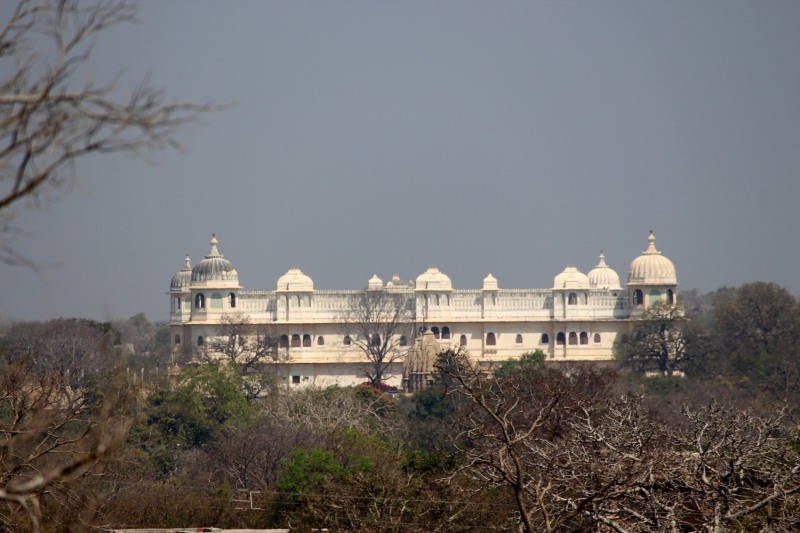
184,254,191,270
645,229,659,254
208,233,221,258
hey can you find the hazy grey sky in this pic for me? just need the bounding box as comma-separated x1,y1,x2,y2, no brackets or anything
1,1,799,323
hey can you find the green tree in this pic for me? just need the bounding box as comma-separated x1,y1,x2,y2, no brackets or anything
710,282,800,402
493,349,546,379
134,362,251,450
615,302,706,376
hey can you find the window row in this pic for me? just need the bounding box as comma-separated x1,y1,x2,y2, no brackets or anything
482,332,601,346
421,326,451,339
632,288,674,306
276,334,411,348
193,292,237,309
181,331,601,349
552,332,602,345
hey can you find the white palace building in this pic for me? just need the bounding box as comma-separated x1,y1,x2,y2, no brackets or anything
168,230,678,388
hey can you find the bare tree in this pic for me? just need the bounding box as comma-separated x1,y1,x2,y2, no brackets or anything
2,318,105,383
188,425,320,492
206,312,286,399
338,289,413,386
0,328,132,533
435,347,629,533
437,347,800,533
208,312,283,369
0,0,217,267
257,384,398,435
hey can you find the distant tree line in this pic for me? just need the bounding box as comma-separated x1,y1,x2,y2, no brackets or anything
616,281,800,412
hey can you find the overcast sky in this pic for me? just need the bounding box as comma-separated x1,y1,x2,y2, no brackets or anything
1,1,799,323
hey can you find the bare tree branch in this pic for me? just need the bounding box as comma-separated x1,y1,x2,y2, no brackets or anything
0,0,224,268
337,289,413,386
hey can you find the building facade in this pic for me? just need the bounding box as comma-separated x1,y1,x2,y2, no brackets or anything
168,230,678,388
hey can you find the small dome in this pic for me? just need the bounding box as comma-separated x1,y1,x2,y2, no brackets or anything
588,251,622,290
170,254,192,292
385,274,409,288
628,230,677,285
415,266,452,290
553,265,590,290
483,273,498,290
368,274,383,290
277,267,314,291
191,234,238,282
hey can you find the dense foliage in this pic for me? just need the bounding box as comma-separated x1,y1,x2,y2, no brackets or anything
2,281,800,532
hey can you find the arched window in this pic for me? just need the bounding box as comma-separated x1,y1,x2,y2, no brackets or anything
486,332,496,346
296,295,302,306
344,335,351,346
174,297,180,310
210,292,223,309
460,334,467,346
228,292,236,308
568,332,578,345
291,334,301,348
580,332,588,345
583,293,588,304
432,294,439,306
431,326,440,339
280,334,289,348
556,332,565,345
399,335,407,347
317,336,324,346
302,334,311,347
491,294,496,306
541,333,549,344
442,326,451,339
195,293,205,309
667,289,674,304
568,293,578,305
370,334,381,347
174,334,181,345
594,333,601,343
444,294,450,306
516,334,523,344
197,336,204,346
635,289,644,305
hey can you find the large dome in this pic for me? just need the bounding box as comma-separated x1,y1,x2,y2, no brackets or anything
191,234,238,282
627,230,677,285
553,265,590,290
415,266,452,290
276,267,314,291
588,251,622,290
170,254,192,292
